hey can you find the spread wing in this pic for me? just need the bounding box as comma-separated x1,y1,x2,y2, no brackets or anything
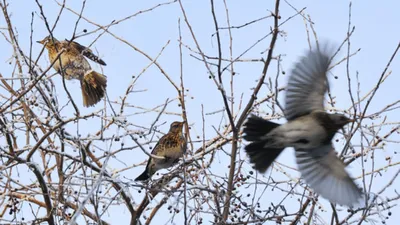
295,145,362,206
66,39,107,66
285,47,332,120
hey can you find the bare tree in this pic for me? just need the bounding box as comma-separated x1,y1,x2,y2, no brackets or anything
0,0,399,224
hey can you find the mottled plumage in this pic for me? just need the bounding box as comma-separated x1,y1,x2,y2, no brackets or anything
65,39,107,66
135,121,186,181
37,36,107,107
243,46,362,206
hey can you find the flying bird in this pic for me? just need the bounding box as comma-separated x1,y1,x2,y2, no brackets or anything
38,36,107,107
135,121,186,181
243,46,362,206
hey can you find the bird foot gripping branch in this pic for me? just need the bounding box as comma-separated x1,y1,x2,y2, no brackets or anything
38,36,107,107
243,44,363,207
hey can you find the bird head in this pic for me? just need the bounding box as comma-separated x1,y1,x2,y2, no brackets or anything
328,114,354,129
37,36,58,47
169,121,185,133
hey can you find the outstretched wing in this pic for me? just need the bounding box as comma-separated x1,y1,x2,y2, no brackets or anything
285,46,332,120
295,144,362,206
66,39,107,66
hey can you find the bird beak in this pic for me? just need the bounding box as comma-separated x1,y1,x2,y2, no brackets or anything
347,118,355,123
37,40,44,44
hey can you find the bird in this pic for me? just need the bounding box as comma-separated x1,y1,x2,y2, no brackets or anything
135,121,186,181
37,36,107,107
242,45,363,206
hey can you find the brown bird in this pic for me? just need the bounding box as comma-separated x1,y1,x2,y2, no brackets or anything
37,36,107,107
135,121,186,181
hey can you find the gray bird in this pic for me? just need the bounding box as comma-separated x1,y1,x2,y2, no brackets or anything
243,46,362,206
135,121,186,181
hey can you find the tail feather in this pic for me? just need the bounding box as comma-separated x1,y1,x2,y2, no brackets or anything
243,115,284,173
243,115,280,141
245,142,284,173
135,170,150,181
81,70,107,107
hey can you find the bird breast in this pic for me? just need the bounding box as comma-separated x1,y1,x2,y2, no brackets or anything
153,145,184,170
268,117,327,149
48,46,91,80
152,134,185,170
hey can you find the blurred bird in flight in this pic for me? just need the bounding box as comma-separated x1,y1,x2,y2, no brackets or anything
243,45,362,206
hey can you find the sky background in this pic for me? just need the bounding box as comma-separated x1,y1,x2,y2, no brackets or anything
0,0,399,224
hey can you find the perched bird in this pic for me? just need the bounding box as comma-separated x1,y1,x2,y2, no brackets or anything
243,46,362,206
37,36,107,107
135,121,186,181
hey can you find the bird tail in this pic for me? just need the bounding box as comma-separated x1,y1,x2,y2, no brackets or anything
135,170,150,181
81,70,107,107
243,115,284,173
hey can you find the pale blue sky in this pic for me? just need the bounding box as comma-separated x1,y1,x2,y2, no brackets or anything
0,0,399,224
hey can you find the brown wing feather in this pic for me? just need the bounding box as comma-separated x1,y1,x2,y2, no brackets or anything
64,39,107,66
